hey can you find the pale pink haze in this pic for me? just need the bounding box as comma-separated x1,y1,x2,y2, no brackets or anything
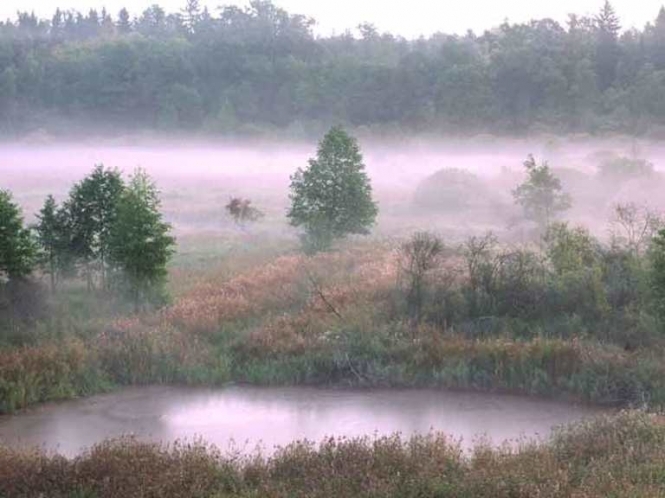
1,0,664,38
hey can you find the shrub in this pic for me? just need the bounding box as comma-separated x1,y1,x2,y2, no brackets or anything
397,232,445,324
225,197,264,225
513,155,571,229
412,168,500,213
597,154,655,182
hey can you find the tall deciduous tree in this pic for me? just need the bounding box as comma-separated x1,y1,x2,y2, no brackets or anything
67,165,124,290
288,126,378,252
109,169,175,310
0,190,35,281
34,195,74,292
513,155,572,229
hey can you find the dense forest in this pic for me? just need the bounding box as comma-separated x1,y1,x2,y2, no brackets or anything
2,0,665,136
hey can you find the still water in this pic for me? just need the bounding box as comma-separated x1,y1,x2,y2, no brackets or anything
0,386,603,457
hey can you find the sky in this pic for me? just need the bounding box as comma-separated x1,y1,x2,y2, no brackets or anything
1,0,664,38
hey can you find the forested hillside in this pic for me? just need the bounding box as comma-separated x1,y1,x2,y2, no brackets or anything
2,0,665,136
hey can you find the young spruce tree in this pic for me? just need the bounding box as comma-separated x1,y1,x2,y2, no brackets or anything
288,126,378,252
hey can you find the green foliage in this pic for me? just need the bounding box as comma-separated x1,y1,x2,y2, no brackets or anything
461,236,550,322
288,127,378,252
0,190,35,280
34,195,75,291
67,165,125,289
513,155,572,228
649,228,665,323
2,229,665,416
544,222,599,275
4,2,665,135
36,165,176,310
108,169,175,309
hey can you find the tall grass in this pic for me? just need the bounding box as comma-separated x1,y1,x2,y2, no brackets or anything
0,340,110,413
0,412,663,498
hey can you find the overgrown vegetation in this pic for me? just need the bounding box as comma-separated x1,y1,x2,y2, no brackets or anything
4,218,665,412
3,141,665,498
3,144,665,415
0,165,175,339
1,412,664,498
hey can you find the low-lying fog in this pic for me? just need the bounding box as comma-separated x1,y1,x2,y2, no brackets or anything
3,136,664,245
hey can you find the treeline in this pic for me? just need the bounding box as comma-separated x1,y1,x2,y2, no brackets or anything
0,166,175,332
3,1,665,135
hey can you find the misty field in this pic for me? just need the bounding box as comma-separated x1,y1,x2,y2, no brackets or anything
5,0,665,493
2,137,665,407
3,137,665,496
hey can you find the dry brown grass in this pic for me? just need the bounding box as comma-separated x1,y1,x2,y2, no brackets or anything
163,246,395,335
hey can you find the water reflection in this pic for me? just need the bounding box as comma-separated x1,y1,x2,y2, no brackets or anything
0,386,603,457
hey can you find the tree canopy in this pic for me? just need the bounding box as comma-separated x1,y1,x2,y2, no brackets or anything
109,169,175,309
288,126,378,251
34,195,73,291
66,165,125,289
0,190,35,281
513,155,572,228
3,2,665,135
5,166,175,310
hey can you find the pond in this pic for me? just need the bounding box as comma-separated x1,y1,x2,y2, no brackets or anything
0,386,604,457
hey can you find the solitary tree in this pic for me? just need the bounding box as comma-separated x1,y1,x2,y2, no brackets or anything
0,190,35,281
109,169,175,310
287,126,378,252
513,155,571,229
